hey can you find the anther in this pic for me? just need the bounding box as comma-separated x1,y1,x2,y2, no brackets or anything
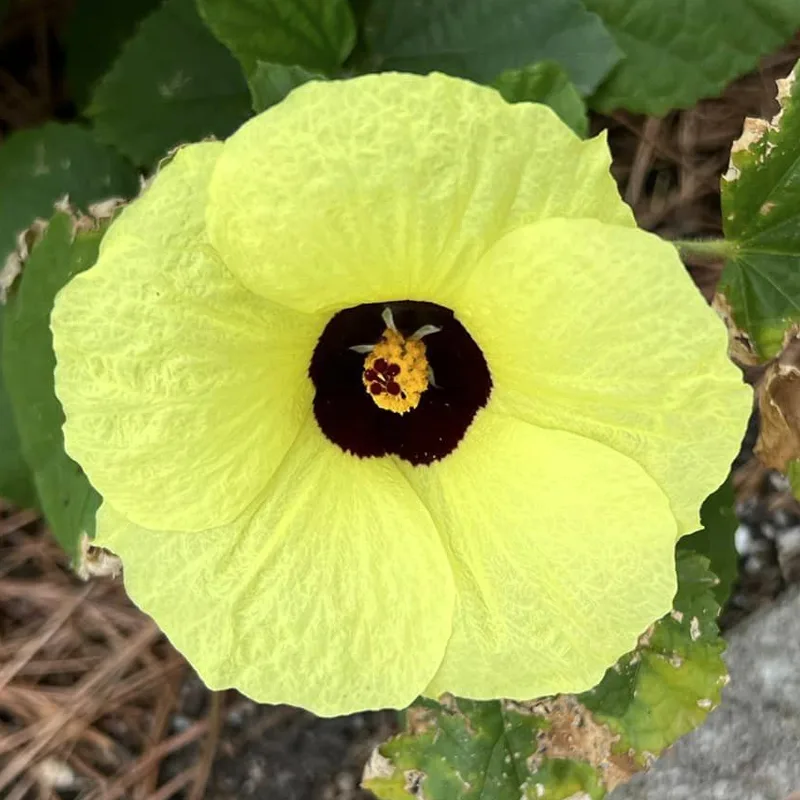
361,314,432,414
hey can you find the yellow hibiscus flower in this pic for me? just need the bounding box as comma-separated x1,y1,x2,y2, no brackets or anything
51,73,750,717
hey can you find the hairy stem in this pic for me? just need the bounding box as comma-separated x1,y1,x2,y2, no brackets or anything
672,238,736,261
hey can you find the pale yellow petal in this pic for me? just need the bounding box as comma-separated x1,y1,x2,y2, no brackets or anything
451,218,751,535
398,411,677,700
207,72,633,313
95,418,455,716
53,143,324,532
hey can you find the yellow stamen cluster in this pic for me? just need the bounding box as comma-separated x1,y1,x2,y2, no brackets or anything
362,327,430,414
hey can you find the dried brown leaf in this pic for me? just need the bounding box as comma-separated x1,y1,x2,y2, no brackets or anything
522,696,640,792
755,326,800,472
713,292,761,366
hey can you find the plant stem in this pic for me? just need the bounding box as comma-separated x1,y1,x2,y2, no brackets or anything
672,238,736,261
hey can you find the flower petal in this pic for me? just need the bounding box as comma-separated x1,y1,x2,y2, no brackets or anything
451,218,751,535
207,72,633,313
399,410,678,701
94,417,455,716
52,143,323,532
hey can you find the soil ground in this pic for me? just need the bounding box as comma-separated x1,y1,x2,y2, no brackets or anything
1,3,799,798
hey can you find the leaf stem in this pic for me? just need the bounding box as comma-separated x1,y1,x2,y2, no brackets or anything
672,238,736,261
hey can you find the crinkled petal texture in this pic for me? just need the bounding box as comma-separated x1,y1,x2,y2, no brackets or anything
52,72,752,714
207,72,634,313
94,417,455,717
449,218,752,537
400,411,678,700
52,143,324,531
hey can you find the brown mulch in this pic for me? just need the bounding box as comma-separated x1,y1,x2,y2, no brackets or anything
0,503,193,800
1,1,800,796
0,502,396,800
601,37,800,297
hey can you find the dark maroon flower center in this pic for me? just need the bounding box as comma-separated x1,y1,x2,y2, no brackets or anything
308,300,492,465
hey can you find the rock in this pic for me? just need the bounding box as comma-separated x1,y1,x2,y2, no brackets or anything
611,587,800,800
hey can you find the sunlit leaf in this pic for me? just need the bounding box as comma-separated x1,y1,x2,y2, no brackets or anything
366,553,726,799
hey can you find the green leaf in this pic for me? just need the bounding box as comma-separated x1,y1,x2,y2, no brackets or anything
88,0,252,167
197,0,356,74
366,552,726,799
0,123,138,262
248,61,326,113
365,697,603,800
362,0,622,96
0,306,37,509
65,0,164,108
584,0,800,115
718,62,800,360
678,478,738,606
579,552,725,762
2,212,106,560
788,459,800,501
493,61,589,138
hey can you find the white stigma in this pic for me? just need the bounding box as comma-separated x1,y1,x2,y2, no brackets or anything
349,307,441,353
381,306,398,331
410,324,442,340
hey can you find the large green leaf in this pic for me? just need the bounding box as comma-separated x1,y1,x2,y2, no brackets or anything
197,0,356,74
717,62,800,360
2,212,106,560
585,0,800,114
678,479,738,606
493,61,589,138
0,123,137,262
248,61,326,113
362,0,622,96
366,553,726,799
65,0,164,107
88,0,251,167
0,306,37,509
